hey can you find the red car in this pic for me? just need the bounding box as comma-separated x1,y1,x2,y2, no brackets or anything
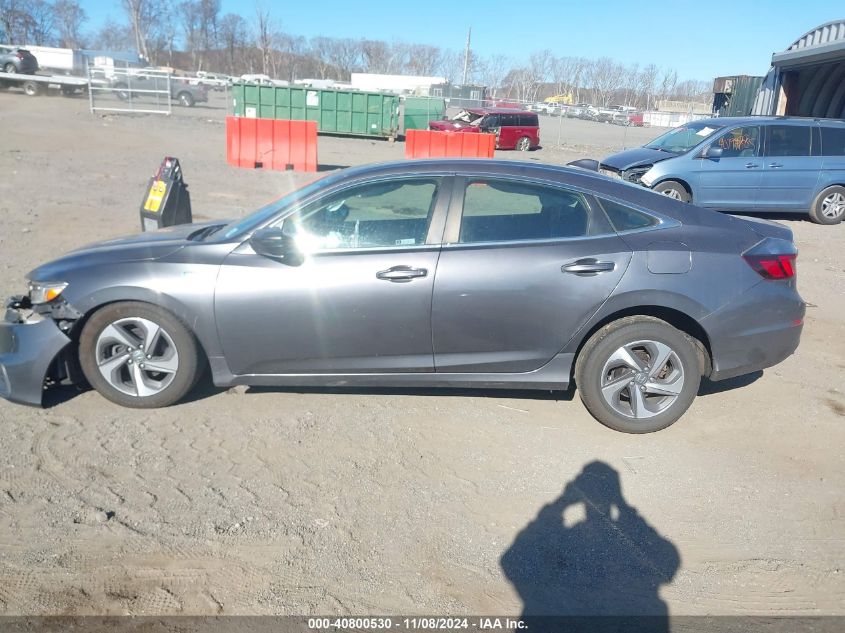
429,108,540,151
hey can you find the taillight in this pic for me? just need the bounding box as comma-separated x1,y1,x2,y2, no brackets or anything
16,53,24,59
743,253,796,279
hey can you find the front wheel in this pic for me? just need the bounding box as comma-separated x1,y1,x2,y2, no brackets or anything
575,316,701,433
653,180,691,203
809,185,845,225
177,91,194,107
22,80,40,96
79,302,200,408
515,136,531,152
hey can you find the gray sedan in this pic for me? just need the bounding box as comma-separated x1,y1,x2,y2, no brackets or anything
0,159,804,433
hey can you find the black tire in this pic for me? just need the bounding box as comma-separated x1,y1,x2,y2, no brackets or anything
653,180,691,203
515,136,531,152
3,63,16,74
574,316,701,433
114,83,130,100
22,80,40,96
79,302,200,408
177,91,194,107
809,185,845,225
60,85,76,97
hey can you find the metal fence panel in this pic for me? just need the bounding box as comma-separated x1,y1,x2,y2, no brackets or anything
88,65,172,115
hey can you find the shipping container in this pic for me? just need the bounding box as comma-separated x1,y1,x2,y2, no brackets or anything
403,96,446,132
232,83,400,139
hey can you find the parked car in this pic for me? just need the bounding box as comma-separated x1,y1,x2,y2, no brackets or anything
0,159,804,433
111,74,209,107
0,46,38,74
599,116,845,224
612,111,644,127
429,108,540,151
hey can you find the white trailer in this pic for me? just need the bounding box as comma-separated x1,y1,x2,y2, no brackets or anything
13,45,87,75
0,72,88,96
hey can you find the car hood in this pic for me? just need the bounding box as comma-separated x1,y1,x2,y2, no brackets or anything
601,147,676,171
28,221,224,280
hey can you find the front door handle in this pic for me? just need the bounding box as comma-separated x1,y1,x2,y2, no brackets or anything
376,265,428,282
562,259,616,275
745,162,759,169
768,162,783,168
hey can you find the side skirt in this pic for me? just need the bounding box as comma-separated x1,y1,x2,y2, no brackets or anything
208,353,574,391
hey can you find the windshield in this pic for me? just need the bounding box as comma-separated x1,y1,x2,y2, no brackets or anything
644,122,723,153
213,173,337,241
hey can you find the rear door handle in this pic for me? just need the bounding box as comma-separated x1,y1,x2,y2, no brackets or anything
768,162,783,168
376,265,428,282
562,259,616,275
745,162,759,169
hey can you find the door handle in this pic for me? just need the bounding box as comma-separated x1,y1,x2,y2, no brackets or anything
745,162,759,169
562,259,616,275
768,162,783,168
376,265,428,282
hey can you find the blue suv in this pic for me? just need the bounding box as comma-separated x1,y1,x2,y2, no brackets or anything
599,117,845,225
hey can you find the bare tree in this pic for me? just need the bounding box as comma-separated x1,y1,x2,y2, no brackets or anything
637,63,659,110
253,4,273,75
219,13,248,75
405,43,441,76
323,37,361,79
475,54,511,96
658,67,678,103
52,0,86,48
586,57,626,106
90,18,134,50
25,0,53,44
179,1,202,68
437,49,464,84
122,0,151,60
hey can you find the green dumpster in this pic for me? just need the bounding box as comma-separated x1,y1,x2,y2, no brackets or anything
403,96,446,132
232,83,400,139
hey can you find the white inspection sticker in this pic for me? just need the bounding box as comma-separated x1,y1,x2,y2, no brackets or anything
696,126,715,136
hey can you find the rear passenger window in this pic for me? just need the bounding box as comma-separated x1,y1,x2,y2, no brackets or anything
820,126,845,156
599,199,659,232
499,114,517,126
767,125,811,157
518,114,539,126
459,180,606,243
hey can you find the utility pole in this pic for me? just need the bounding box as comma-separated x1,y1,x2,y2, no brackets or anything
462,27,472,85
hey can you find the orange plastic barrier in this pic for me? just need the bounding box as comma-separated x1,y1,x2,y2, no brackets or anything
226,116,317,172
404,129,496,159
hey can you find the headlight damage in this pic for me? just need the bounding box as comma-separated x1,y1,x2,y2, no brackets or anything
28,281,68,305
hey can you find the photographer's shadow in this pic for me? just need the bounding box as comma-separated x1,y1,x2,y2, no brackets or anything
501,461,680,632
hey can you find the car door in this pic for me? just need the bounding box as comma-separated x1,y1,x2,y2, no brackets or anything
496,113,517,149
757,123,822,211
698,124,763,210
214,176,450,376
431,177,632,373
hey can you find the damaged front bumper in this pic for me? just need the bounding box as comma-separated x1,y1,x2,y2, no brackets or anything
0,302,71,406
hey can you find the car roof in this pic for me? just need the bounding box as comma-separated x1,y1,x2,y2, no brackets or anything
466,107,536,115
691,115,845,127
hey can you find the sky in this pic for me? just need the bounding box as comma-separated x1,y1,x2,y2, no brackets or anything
81,0,842,80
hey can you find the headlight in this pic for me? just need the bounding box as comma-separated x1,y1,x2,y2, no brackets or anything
639,168,657,187
622,165,652,184
28,281,68,305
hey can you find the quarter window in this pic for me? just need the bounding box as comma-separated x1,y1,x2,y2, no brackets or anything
820,126,845,156
459,180,604,243
767,125,811,157
599,199,658,232
282,178,439,250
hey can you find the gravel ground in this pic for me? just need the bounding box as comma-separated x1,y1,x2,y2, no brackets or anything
0,89,843,618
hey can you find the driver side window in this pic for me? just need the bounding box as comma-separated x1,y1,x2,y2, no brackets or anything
281,178,440,250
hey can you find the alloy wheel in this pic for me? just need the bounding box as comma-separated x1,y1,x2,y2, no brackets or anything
661,188,682,200
95,317,180,397
821,192,845,220
599,339,685,419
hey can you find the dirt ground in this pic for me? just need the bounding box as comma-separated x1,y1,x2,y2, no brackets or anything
0,89,843,619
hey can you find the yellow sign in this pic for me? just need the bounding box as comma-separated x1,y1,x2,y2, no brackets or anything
143,179,167,213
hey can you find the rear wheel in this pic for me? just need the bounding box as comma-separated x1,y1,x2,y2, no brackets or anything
114,83,130,100
575,316,701,433
809,185,845,225
3,63,16,73
515,136,531,152
653,180,691,202
79,302,200,408
22,80,40,96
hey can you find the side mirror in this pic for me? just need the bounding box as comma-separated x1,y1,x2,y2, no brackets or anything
249,227,302,265
703,145,723,159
